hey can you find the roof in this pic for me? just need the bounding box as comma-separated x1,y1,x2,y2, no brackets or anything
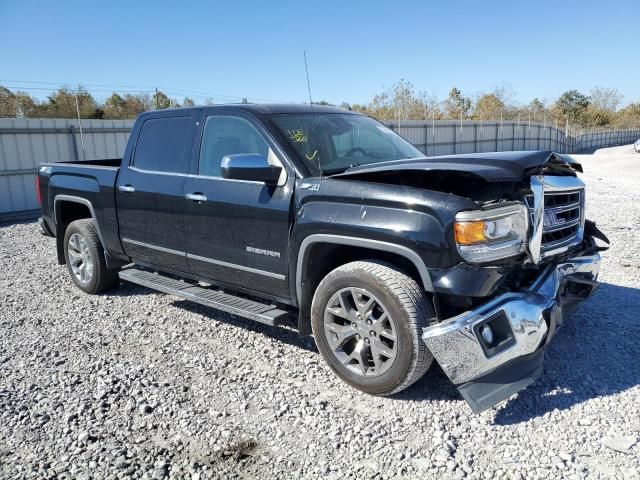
140,103,357,117
232,103,356,115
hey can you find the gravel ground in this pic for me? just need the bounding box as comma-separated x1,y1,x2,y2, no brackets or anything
1,145,639,480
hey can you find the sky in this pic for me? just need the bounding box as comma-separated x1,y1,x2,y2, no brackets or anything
1,0,639,107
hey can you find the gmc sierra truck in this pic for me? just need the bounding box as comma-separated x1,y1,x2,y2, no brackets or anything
37,104,608,413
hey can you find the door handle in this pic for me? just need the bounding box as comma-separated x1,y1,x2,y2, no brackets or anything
118,184,135,193
185,192,207,202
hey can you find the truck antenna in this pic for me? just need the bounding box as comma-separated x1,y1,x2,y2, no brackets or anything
303,51,314,106
303,51,321,175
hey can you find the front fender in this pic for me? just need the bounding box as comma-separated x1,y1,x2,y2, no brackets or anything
289,178,479,307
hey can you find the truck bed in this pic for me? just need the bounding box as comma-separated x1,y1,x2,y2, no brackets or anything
38,158,124,260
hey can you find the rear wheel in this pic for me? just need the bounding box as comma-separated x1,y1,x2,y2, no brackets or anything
63,219,119,294
311,261,434,395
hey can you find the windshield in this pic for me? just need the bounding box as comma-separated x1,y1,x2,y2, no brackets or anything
270,113,423,175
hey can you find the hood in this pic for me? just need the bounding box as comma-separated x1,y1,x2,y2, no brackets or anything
332,151,582,183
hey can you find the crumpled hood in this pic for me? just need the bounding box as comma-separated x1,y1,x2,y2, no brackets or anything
332,151,582,182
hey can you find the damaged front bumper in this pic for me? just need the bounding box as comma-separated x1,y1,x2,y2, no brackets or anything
422,251,601,413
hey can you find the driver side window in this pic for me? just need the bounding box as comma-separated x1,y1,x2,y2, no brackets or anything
198,116,269,177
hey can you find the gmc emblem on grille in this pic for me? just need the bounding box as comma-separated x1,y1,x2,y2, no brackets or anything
543,209,566,228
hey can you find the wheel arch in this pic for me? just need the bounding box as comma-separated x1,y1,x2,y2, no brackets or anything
295,234,433,335
53,195,107,265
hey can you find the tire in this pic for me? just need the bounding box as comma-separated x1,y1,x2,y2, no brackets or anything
63,219,119,294
311,261,434,396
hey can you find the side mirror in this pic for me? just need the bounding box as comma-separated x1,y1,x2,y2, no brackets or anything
221,154,282,185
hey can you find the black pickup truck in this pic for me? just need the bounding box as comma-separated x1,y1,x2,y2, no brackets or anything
37,104,608,413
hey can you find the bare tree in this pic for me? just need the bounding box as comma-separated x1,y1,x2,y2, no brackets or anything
589,87,623,112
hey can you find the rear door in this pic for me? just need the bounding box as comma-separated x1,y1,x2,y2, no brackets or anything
116,112,196,272
183,111,293,300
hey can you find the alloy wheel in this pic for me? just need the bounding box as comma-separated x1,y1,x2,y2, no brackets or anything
67,233,94,285
323,287,398,377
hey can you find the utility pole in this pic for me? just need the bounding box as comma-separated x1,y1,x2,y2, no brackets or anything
155,88,158,110
74,92,86,160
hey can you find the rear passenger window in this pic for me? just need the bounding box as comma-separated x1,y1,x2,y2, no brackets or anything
198,116,269,177
133,116,192,173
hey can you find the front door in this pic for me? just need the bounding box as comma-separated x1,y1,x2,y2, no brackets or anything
116,112,196,272
183,113,293,299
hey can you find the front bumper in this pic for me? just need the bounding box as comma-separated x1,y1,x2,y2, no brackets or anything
422,251,601,413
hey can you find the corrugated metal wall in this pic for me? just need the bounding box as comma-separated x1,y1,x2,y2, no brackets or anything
0,117,638,220
386,121,639,156
0,118,133,219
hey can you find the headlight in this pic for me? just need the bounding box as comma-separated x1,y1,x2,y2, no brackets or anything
454,203,528,263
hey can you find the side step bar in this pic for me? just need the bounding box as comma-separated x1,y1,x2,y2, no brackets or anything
119,268,288,326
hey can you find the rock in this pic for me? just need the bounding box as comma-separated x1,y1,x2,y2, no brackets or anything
434,448,452,462
77,431,90,444
139,404,153,415
558,451,572,462
413,457,432,471
152,467,168,479
445,439,457,453
601,436,638,454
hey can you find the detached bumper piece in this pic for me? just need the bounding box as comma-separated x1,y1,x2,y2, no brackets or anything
422,252,601,413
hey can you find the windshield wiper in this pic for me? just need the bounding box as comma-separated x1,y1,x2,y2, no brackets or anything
322,163,360,176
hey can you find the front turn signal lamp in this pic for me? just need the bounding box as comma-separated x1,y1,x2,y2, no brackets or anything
454,221,487,245
454,204,529,263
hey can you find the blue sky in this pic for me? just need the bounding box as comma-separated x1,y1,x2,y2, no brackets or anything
1,0,639,107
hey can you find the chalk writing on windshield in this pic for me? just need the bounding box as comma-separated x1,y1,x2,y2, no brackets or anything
287,129,307,143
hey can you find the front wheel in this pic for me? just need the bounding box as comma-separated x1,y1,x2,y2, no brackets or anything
311,261,434,396
63,219,119,294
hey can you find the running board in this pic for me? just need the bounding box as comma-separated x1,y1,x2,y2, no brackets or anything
119,268,288,326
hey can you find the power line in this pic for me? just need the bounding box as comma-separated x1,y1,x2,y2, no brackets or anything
2,85,154,94
0,79,283,102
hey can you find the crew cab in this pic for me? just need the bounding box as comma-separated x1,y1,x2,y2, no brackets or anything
37,104,608,413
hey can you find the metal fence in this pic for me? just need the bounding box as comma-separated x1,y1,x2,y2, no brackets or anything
1,117,638,220
387,120,640,156
0,118,134,219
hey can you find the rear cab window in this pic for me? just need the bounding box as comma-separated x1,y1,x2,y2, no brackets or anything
133,116,193,173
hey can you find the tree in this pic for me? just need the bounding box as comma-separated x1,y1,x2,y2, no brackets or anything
529,98,546,116
152,90,172,109
123,94,152,117
444,87,472,119
554,90,590,122
360,80,440,121
583,108,614,127
473,93,505,120
103,93,127,119
0,86,38,117
182,97,195,107
39,86,102,119
614,102,640,128
589,87,622,112
389,79,420,120
100,92,152,119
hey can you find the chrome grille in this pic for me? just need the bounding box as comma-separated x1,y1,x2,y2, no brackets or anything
525,179,584,257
